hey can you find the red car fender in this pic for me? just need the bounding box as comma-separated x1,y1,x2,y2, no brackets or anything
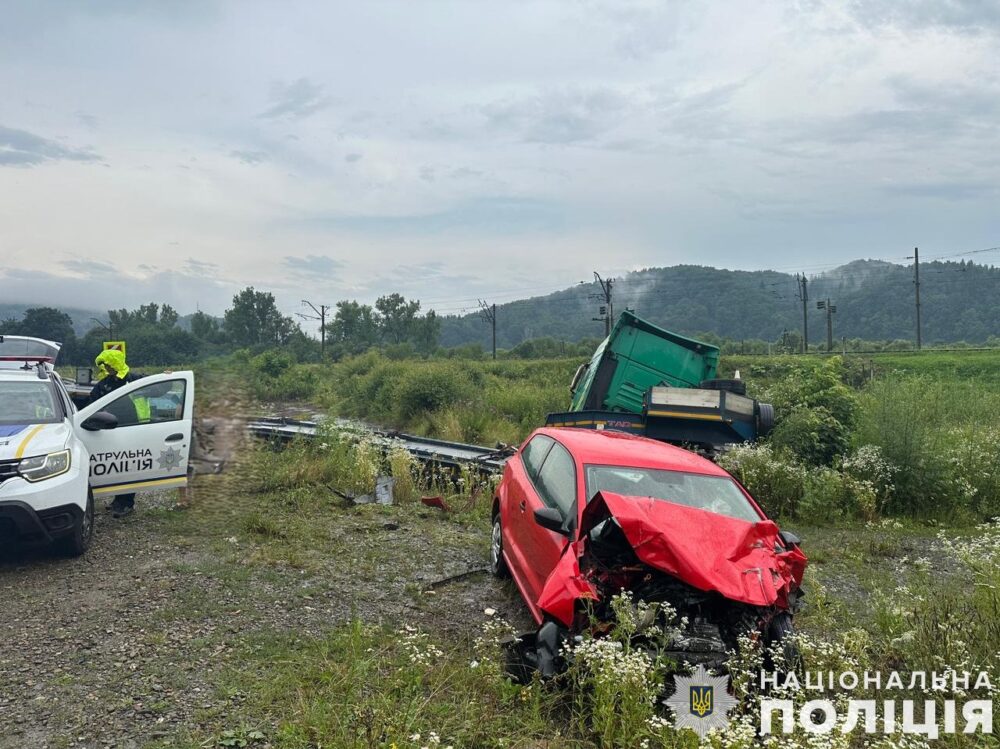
536,539,598,627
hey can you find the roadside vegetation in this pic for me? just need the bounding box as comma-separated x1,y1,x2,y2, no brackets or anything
160,427,999,749
243,348,1000,523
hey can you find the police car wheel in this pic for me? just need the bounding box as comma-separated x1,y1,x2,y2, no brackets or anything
59,489,94,557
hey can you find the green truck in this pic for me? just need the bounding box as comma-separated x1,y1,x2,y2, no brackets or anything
547,311,773,453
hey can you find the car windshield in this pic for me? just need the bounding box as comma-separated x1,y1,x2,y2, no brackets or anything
585,464,761,523
0,381,61,425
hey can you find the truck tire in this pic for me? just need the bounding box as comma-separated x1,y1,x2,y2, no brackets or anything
699,378,747,396
757,403,775,435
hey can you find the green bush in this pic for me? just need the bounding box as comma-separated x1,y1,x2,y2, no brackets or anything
718,444,806,517
800,466,879,522
394,363,475,420
770,405,851,466
721,443,890,520
854,376,999,517
763,357,857,466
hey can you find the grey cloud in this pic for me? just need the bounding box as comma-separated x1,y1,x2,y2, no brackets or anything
283,254,344,276
449,166,484,180
260,78,332,120
658,81,749,144
0,267,237,316
844,0,1000,32
230,149,269,165
76,112,98,129
480,88,631,144
61,258,118,276
185,257,220,275
344,152,362,163
889,76,1000,118
0,125,100,167
883,182,998,200
296,196,566,236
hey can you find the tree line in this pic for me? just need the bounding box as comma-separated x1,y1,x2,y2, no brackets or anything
439,259,1000,348
0,289,442,366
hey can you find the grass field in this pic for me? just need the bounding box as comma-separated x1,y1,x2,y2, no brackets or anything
240,347,1000,523
23,353,997,747
146,435,999,749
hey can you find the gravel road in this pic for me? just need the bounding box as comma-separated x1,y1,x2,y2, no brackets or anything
0,469,527,748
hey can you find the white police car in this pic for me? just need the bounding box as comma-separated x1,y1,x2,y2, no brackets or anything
0,336,193,556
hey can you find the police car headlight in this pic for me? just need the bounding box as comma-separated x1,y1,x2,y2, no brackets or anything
18,450,71,482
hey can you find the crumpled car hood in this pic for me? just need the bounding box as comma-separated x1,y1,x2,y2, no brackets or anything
537,491,807,627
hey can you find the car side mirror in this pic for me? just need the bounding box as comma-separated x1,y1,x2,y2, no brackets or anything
81,411,118,431
779,529,802,547
534,506,569,536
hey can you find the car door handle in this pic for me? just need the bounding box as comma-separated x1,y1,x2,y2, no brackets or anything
165,433,184,442
519,500,526,512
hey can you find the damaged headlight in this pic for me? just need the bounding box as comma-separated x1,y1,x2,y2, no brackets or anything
18,450,71,482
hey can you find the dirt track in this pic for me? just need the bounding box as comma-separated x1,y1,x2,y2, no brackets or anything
0,426,527,748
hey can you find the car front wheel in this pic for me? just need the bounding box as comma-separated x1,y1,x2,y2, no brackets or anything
59,489,94,557
490,514,509,579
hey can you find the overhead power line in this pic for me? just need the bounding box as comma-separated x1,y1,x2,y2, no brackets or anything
297,300,330,358
479,300,497,360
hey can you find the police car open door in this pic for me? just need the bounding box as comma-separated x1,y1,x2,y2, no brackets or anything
75,372,195,498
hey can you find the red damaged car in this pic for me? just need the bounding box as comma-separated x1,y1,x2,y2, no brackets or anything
490,427,807,676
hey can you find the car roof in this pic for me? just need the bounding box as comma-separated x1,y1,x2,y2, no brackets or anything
0,369,55,382
531,426,730,477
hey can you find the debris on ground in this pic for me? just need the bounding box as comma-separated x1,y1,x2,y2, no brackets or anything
421,495,451,512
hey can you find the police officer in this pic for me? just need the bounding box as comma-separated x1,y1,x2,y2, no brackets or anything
85,349,145,517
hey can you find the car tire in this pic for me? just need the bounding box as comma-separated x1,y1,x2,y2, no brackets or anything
490,513,510,579
765,612,802,674
59,489,94,557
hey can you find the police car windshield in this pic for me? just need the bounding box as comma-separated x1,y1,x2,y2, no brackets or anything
0,381,61,425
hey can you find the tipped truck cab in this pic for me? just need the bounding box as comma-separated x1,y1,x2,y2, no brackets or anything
0,336,194,556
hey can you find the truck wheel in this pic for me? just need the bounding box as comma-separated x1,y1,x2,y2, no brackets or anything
59,489,94,557
757,403,775,435
490,514,510,579
700,378,747,396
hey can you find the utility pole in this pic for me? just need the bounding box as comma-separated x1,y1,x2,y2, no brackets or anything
816,299,837,352
796,274,809,353
906,247,922,350
91,317,114,340
298,300,330,359
592,272,614,336
479,300,496,360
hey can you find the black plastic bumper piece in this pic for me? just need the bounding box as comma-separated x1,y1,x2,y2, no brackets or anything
0,500,83,546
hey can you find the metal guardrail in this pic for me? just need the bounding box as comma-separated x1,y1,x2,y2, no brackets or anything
245,416,513,473
65,375,514,473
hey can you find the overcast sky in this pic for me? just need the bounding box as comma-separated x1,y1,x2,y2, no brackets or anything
1,0,998,320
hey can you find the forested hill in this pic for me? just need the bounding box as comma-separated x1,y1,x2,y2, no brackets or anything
438,260,1000,348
